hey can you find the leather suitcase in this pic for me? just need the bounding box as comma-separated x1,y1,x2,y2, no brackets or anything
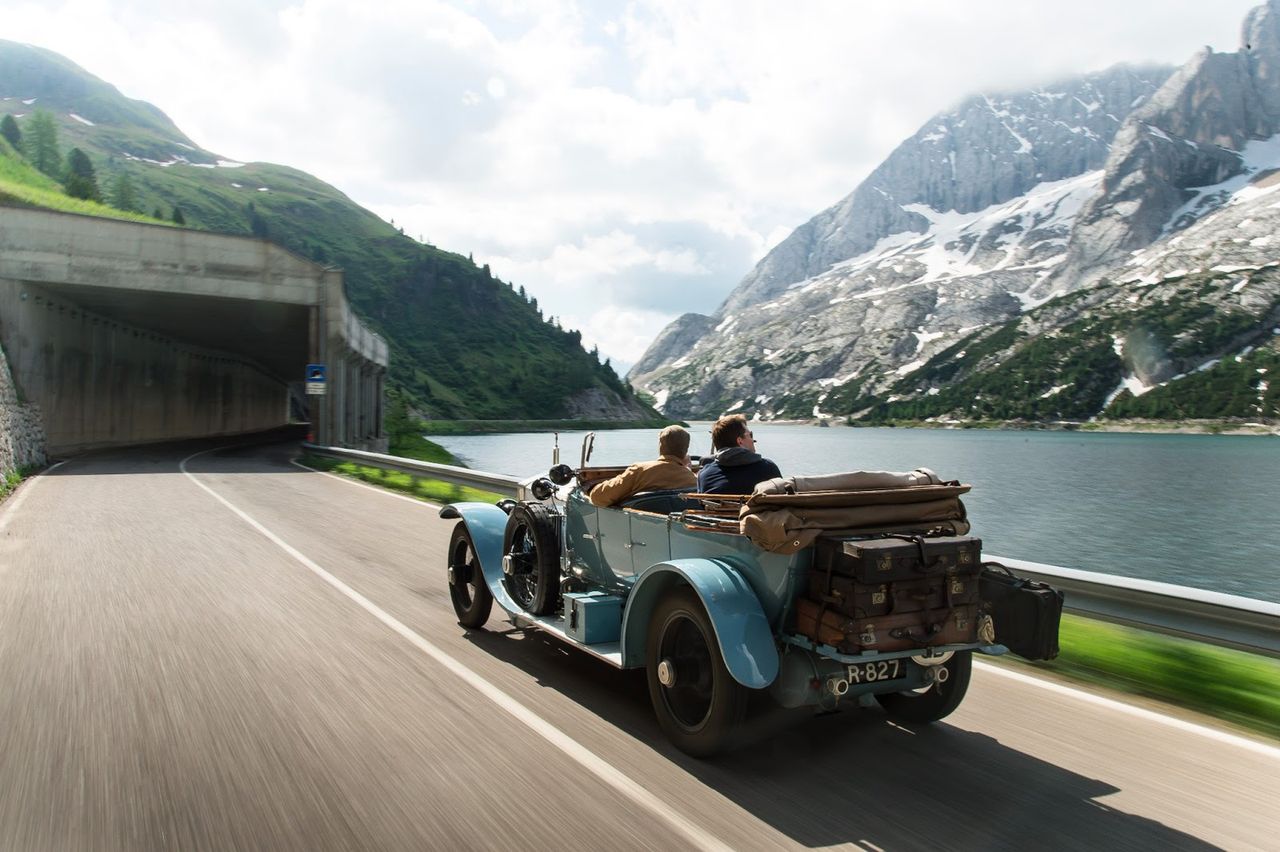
807,571,980,618
794,598,979,653
814,535,982,583
807,573,891,617
979,562,1064,660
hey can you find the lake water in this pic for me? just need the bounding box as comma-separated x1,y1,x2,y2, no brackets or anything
435,424,1280,604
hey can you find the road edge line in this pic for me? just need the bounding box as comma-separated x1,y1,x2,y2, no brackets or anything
0,461,67,536
974,660,1280,760
181,447,731,852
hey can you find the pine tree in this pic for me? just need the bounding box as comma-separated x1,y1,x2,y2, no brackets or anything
110,172,139,212
23,110,61,177
63,148,101,201
0,114,20,150
172,206,185,225
152,207,164,219
247,202,269,237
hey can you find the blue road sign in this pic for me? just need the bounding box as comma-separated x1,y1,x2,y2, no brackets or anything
306,363,327,395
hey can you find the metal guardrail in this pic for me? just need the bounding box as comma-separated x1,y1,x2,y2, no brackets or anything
301,444,1280,658
987,556,1280,659
301,443,521,497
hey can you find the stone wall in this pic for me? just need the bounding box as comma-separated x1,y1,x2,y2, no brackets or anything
0,340,46,475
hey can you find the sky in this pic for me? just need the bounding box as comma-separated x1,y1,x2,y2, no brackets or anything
0,0,1265,372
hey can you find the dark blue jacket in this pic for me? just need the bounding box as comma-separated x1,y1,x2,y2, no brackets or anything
696,447,782,495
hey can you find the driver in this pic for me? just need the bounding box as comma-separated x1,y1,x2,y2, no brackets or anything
588,425,696,507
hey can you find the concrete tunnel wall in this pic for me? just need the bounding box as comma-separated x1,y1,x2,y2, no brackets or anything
0,280,286,454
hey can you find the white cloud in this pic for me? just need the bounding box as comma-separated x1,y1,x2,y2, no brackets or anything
0,0,1264,369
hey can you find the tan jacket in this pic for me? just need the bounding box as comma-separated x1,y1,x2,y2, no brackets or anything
588,455,697,507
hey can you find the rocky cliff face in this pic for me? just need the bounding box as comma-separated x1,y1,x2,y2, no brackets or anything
1053,0,1280,288
715,64,1172,319
630,1,1280,425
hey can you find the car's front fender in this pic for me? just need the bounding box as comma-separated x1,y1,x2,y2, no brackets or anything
621,558,779,688
440,502,522,614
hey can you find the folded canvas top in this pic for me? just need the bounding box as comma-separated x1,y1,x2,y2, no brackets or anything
740,498,970,554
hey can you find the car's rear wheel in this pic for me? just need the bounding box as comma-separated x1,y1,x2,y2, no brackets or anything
646,587,746,757
876,650,972,722
501,502,560,615
447,522,493,628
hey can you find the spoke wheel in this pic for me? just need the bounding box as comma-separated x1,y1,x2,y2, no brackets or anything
447,523,493,628
646,587,746,757
876,650,972,723
501,503,560,615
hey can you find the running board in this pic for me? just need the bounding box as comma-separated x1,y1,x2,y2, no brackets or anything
507,611,624,668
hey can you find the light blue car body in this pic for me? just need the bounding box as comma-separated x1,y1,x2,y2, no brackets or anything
445,486,992,705
444,496,785,688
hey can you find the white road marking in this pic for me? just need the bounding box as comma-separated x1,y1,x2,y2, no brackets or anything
976,660,1280,760
0,461,67,536
288,457,441,508
181,448,731,852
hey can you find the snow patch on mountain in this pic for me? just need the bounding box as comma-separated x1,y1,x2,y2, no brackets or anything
1166,132,1280,232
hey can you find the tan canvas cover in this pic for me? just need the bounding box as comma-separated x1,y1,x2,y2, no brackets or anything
740,498,968,554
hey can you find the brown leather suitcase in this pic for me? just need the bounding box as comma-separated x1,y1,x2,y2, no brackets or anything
813,535,982,583
794,598,979,653
806,573,891,617
807,568,981,618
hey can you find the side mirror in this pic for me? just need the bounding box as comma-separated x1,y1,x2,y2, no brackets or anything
548,463,575,485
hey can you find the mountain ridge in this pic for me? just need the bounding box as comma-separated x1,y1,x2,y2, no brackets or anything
629,1,1280,426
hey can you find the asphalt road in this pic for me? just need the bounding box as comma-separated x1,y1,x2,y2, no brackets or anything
1,438,1276,851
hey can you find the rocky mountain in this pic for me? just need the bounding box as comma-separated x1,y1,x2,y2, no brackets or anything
0,40,660,423
631,1,1280,426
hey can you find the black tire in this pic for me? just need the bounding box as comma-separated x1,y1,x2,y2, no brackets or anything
447,522,493,628
876,651,972,723
501,502,561,616
646,586,747,757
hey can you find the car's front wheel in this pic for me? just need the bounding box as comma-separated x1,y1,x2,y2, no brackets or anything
646,586,746,757
447,522,493,628
876,650,972,723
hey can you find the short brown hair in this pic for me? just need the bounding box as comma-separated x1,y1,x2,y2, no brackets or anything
711,414,749,450
658,424,691,457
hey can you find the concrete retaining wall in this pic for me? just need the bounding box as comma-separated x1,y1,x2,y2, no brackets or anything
0,280,285,455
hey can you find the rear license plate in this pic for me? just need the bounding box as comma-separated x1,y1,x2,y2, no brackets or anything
847,659,903,684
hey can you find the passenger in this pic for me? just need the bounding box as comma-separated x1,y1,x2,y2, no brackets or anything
697,414,781,495
588,425,697,507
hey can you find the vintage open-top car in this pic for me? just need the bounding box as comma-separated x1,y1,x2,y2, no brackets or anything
441,436,1061,757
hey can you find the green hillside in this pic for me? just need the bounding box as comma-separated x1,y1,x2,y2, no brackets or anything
0,40,659,422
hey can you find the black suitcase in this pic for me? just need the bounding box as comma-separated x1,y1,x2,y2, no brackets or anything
979,562,1064,660
814,535,982,582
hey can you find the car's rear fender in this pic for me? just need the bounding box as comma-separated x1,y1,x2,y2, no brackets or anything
622,558,779,689
440,502,523,613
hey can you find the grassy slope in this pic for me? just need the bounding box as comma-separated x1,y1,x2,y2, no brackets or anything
0,136,158,222
1008,614,1280,740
